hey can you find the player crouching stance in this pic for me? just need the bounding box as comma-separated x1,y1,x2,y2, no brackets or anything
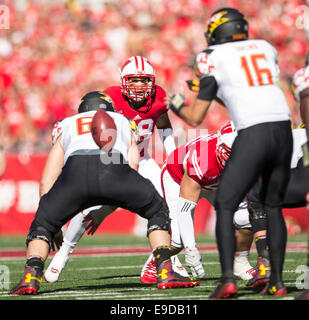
10,93,198,295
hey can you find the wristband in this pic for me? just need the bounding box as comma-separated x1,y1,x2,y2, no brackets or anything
169,93,186,116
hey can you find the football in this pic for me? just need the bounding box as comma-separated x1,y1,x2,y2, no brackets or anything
91,109,117,152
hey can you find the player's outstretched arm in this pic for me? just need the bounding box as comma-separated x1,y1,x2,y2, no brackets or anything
167,93,212,127
39,136,64,197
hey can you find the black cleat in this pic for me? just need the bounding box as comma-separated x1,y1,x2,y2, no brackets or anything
295,289,309,300
209,277,238,299
10,266,43,295
260,281,287,296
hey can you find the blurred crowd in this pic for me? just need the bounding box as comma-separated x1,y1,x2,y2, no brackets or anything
0,0,308,152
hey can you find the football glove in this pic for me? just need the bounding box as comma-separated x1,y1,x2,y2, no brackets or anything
186,80,200,92
185,247,205,278
83,206,117,235
51,230,63,251
302,141,309,167
169,93,186,116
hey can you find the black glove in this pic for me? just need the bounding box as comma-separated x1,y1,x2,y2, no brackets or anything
186,80,200,92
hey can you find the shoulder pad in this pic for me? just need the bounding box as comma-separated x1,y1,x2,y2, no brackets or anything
194,50,215,78
51,121,63,145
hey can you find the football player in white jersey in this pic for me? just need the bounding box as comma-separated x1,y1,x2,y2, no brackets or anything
168,8,293,299
10,94,198,295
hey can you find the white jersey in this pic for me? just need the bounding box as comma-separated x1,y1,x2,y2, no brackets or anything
195,39,290,130
52,111,134,164
292,65,309,101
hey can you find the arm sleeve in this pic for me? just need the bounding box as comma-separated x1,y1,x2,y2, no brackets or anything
197,76,218,101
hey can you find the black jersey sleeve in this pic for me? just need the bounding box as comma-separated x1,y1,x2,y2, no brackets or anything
197,76,218,101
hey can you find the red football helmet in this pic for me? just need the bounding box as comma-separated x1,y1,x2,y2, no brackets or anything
120,56,156,102
215,121,237,170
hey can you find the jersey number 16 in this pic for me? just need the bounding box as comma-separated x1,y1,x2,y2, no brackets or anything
241,54,274,87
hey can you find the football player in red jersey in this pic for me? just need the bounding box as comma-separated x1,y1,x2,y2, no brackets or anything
141,121,256,283
44,57,186,283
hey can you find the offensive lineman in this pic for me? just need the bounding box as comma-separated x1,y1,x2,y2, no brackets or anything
141,121,256,283
44,56,186,283
10,94,198,295
168,8,293,299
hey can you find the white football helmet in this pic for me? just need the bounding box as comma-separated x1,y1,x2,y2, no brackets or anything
120,56,156,102
215,121,237,170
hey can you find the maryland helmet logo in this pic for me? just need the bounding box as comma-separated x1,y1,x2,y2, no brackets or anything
98,92,113,104
207,11,229,35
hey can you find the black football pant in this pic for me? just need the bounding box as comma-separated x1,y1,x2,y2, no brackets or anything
28,153,169,245
249,159,309,208
214,121,293,282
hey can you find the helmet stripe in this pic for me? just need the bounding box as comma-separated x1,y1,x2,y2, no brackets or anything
140,56,145,71
134,56,139,69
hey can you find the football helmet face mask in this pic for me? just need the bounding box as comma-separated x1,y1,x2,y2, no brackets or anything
305,51,309,66
205,7,248,46
78,91,115,113
120,56,156,103
215,121,237,170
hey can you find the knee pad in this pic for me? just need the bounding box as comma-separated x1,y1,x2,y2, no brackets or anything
137,191,171,236
26,223,54,249
248,200,267,233
147,209,171,236
233,201,251,229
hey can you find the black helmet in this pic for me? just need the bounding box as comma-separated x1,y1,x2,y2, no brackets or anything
205,8,248,46
78,91,115,113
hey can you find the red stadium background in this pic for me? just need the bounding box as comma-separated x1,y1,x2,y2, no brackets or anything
0,0,309,235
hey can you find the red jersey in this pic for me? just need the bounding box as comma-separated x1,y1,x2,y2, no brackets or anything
103,85,168,157
166,134,222,191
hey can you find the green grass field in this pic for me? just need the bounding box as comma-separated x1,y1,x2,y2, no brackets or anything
0,234,308,302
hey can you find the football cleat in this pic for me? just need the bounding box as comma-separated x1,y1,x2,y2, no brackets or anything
10,266,43,295
157,260,200,290
295,289,309,300
209,277,238,299
185,247,205,278
247,257,270,288
260,281,287,296
44,250,70,283
233,254,256,281
140,254,190,284
140,254,157,284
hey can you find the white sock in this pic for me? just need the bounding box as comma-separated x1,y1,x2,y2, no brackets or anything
177,197,197,249
234,251,250,263
62,211,88,252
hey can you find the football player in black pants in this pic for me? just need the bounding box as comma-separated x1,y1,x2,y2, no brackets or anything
247,134,309,291
168,8,293,299
10,92,198,295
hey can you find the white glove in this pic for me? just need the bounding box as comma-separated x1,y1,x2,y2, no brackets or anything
185,247,205,278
